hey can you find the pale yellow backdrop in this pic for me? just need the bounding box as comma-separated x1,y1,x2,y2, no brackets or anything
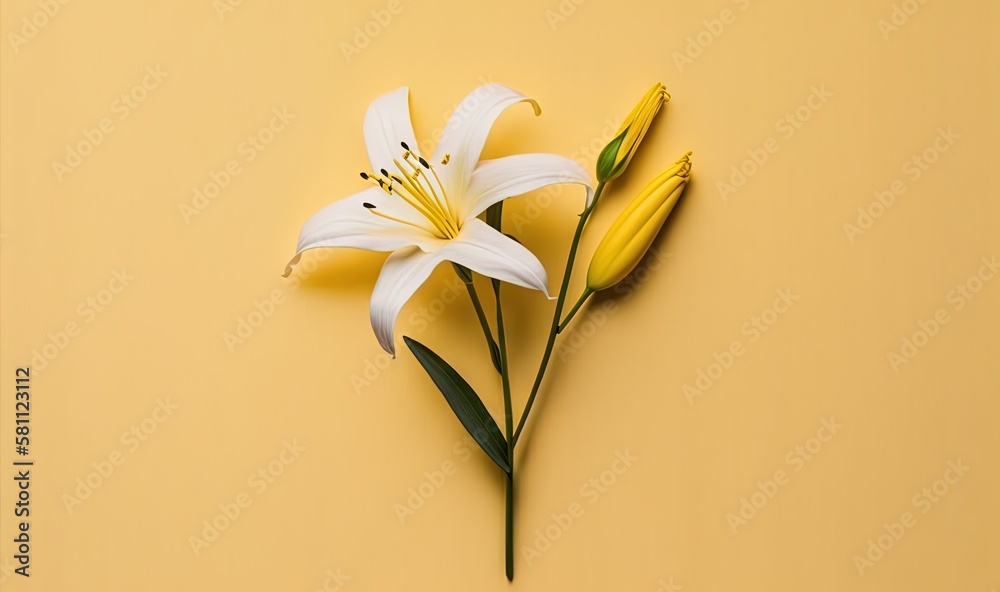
1,0,998,590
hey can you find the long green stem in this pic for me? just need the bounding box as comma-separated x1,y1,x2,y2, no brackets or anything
484,201,516,580
505,470,513,580
513,182,607,447
495,280,515,581
558,288,594,333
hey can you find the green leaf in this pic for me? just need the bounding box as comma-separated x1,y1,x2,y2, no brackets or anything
451,262,474,284
486,202,503,232
403,336,510,474
488,338,503,374
486,202,504,295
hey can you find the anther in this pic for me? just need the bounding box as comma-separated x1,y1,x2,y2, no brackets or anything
400,141,410,151
360,172,369,180
418,157,430,169
363,202,376,209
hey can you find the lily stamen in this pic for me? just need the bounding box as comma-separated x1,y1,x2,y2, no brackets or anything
427,164,453,219
366,169,453,237
404,151,453,220
360,171,393,194
399,152,458,235
390,159,457,237
363,169,453,235
362,202,439,234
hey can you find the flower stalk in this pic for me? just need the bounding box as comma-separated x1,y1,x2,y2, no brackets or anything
558,287,594,333
513,181,607,447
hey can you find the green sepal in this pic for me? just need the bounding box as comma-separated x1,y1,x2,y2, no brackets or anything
596,128,628,182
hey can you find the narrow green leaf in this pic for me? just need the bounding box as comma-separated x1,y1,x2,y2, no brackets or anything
488,203,504,296
486,202,503,232
403,336,510,473
488,339,503,374
451,262,474,284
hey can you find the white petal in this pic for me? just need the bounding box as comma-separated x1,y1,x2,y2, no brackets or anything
431,84,540,199
441,218,550,295
370,246,447,356
461,153,595,220
363,87,421,173
367,219,551,356
284,186,440,277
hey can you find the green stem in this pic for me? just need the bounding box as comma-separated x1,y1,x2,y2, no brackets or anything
495,280,515,581
513,182,606,447
558,288,594,333
460,271,502,373
505,470,513,581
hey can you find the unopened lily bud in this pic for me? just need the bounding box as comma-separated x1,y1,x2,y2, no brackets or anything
595,83,670,183
587,152,692,291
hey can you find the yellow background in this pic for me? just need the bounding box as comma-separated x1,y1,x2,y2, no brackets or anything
1,0,998,590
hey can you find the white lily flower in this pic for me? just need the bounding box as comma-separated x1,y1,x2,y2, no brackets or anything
284,84,594,356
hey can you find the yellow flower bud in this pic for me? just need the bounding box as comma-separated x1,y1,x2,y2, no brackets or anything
596,83,670,183
587,153,692,291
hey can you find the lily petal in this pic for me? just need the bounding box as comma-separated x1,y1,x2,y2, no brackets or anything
363,87,421,174
431,84,540,199
441,218,550,295
370,246,448,356
461,153,594,220
367,218,550,356
284,186,440,277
